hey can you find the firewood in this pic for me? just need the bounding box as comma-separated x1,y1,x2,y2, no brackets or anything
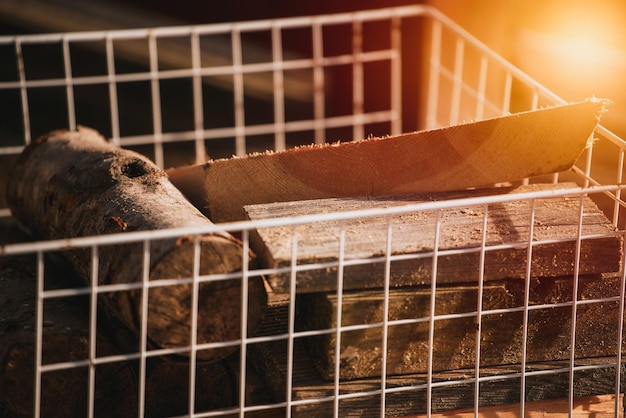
5,127,267,362
168,99,608,222
0,255,137,418
245,183,622,294
0,257,238,417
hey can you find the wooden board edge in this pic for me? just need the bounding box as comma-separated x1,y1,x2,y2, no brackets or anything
403,393,623,417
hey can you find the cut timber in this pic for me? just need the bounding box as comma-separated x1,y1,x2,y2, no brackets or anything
249,293,626,417
405,393,623,417
5,127,267,362
167,99,608,222
298,274,625,379
245,183,622,294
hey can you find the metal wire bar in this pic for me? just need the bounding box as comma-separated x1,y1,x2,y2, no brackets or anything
472,204,489,417
352,18,365,141
272,24,287,151
379,215,393,417
191,29,207,164
520,199,537,416
333,221,347,417
426,210,443,416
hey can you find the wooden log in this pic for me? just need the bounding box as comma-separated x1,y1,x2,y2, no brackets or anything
0,258,240,417
168,99,608,222
5,127,267,362
245,183,622,294
0,255,138,418
248,293,626,417
297,274,625,380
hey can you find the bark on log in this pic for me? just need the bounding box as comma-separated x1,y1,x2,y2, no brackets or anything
5,127,267,362
0,256,137,418
0,255,239,417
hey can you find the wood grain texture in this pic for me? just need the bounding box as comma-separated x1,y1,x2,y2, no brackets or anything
248,290,625,418
5,127,267,362
298,274,625,380
168,99,608,222
249,293,625,417
405,393,623,417
246,183,622,294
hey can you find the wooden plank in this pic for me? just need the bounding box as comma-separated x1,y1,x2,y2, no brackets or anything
298,274,625,379
5,127,267,362
168,99,608,222
245,183,622,294
248,292,625,417
406,393,623,417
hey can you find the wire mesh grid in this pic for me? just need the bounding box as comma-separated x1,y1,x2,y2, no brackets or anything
1,4,626,417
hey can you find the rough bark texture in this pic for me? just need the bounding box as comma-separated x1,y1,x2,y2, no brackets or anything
0,253,138,418
5,127,267,362
0,255,238,417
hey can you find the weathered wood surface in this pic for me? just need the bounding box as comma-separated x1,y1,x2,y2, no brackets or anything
168,99,608,222
406,393,623,417
298,274,625,380
248,292,626,417
5,127,267,362
246,183,622,294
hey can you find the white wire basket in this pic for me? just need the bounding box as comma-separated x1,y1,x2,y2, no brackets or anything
1,4,626,418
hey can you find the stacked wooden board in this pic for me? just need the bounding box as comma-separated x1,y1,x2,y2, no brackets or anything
244,183,624,416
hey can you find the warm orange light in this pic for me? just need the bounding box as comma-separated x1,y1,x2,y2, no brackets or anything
512,1,626,135
519,30,626,82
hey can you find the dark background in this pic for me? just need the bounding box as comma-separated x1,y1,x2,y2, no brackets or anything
2,0,624,134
